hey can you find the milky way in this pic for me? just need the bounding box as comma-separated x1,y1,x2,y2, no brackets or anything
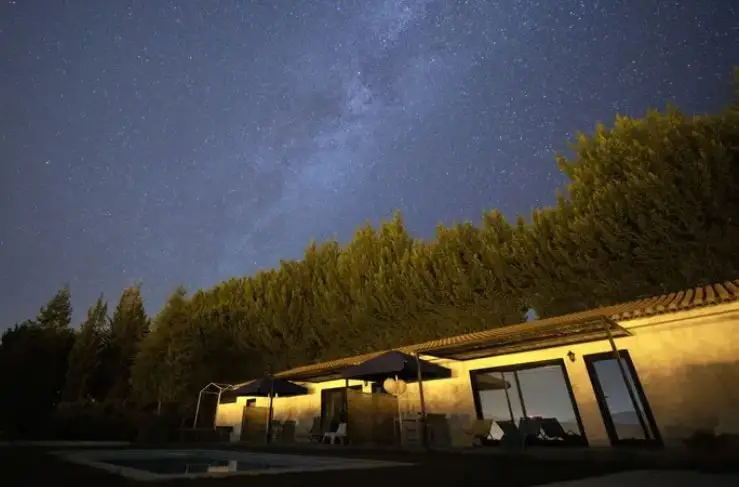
1,0,736,327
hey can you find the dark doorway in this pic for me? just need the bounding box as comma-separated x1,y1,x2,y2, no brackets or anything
320,386,361,432
583,350,662,446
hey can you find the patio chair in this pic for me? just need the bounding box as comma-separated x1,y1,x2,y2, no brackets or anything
281,420,296,443
426,414,452,449
323,422,348,445
308,417,323,443
269,420,283,442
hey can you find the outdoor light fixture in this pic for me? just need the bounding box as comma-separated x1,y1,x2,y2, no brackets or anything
567,350,576,362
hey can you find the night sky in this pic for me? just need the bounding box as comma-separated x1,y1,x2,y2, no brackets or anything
1,1,737,328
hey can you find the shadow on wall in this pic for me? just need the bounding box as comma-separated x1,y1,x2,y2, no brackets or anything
657,360,739,443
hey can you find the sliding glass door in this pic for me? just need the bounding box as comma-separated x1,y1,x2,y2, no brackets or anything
470,360,587,446
583,350,661,446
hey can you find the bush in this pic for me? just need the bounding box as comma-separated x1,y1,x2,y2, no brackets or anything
136,410,183,444
45,401,137,441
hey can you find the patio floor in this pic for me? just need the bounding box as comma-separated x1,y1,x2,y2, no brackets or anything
539,470,739,487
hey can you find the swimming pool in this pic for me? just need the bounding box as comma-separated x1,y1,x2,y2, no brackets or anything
56,449,413,481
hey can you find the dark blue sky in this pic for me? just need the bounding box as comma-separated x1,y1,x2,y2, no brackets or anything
1,1,737,328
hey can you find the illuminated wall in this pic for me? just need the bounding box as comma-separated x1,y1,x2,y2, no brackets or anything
215,379,367,441
216,301,739,447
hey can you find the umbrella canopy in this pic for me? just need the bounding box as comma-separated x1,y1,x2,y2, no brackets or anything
226,377,308,398
221,376,308,444
341,350,451,383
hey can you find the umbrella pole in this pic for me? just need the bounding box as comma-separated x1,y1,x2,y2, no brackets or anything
395,374,404,447
512,370,528,449
513,370,528,419
414,352,428,448
265,381,275,444
501,372,516,425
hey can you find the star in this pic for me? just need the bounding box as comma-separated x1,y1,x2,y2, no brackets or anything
0,0,735,327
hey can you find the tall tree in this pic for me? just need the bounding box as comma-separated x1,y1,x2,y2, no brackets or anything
63,295,108,402
132,287,196,412
520,95,739,316
37,285,72,330
105,284,149,403
0,288,75,437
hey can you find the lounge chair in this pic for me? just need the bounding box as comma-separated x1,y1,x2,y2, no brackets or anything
464,419,493,446
323,422,348,445
497,420,523,448
497,419,519,437
519,417,544,440
539,417,584,445
540,417,567,440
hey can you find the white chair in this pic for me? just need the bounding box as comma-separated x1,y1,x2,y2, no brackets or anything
322,422,347,445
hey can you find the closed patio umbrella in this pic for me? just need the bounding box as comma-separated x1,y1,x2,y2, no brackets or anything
475,372,517,431
475,373,510,391
226,377,308,443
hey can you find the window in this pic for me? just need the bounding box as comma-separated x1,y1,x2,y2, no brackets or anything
470,360,587,446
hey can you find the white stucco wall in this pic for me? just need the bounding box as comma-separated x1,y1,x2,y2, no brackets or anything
215,301,739,447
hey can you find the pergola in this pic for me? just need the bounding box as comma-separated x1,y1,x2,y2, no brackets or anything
192,382,233,429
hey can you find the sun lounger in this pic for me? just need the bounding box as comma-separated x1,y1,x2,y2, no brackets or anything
465,419,494,446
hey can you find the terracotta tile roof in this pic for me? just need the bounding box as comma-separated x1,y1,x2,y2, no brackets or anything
275,279,739,381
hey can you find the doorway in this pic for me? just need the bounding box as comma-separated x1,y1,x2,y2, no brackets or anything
584,350,662,446
320,386,361,432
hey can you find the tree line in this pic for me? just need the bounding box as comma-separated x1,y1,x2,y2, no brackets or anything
1,71,737,439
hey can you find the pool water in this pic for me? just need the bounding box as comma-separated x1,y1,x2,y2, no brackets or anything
56,449,414,480
104,455,284,475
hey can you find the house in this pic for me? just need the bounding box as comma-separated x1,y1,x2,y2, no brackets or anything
216,279,739,448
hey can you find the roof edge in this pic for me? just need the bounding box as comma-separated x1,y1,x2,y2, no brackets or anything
271,278,739,381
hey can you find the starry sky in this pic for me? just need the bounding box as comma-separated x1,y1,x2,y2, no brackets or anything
1,1,737,328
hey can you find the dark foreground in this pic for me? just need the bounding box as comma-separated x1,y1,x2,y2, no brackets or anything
1,444,737,487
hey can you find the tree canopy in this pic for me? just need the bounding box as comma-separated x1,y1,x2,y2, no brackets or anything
1,72,737,437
